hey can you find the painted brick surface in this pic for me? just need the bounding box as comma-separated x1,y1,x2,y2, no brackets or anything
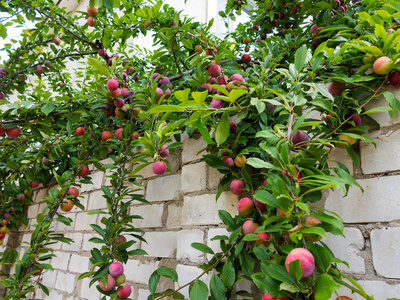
371,227,400,278
325,176,400,223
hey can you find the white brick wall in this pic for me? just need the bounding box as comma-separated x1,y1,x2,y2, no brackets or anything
146,174,182,202
177,230,205,263
181,162,207,193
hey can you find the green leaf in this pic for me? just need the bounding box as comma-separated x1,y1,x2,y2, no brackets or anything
247,158,278,170
301,227,327,238
252,272,287,297
265,264,296,285
41,103,55,116
383,91,400,112
314,274,340,300
189,280,208,300
229,89,247,102
192,91,208,106
221,260,235,288
148,105,186,114
157,266,178,281
288,259,302,283
210,274,225,300
203,154,228,170
191,242,214,254
311,212,343,234
294,45,307,73
254,190,283,210
175,89,191,106
149,271,160,295
218,210,237,230
215,112,230,146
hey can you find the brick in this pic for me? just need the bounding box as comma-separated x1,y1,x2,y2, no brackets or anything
34,188,48,202
55,271,75,293
124,260,159,285
371,227,400,278
69,254,90,273
182,192,237,225
166,203,182,229
81,172,104,192
181,162,207,193
138,289,151,299
87,190,107,210
62,232,83,252
51,251,70,270
329,280,400,300
82,233,97,252
325,176,400,223
207,165,224,190
81,277,102,300
146,174,181,202
55,212,76,232
130,204,163,228
177,229,204,263
74,212,98,231
324,227,365,274
27,204,39,219
41,270,57,288
206,228,229,261
141,232,177,258
175,264,212,298
328,147,354,176
360,129,400,174
182,136,208,163
47,290,64,300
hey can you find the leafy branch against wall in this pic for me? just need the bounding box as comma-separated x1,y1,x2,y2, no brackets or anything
0,0,399,299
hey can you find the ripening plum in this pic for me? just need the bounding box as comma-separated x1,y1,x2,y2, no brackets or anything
107,79,119,91
98,275,115,292
152,161,167,175
328,82,345,96
208,63,222,78
234,155,247,167
210,99,224,109
117,283,132,298
373,56,392,75
222,156,234,168
291,130,309,148
285,248,315,279
230,179,244,195
159,145,169,158
237,197,254,216
109,261,124,277
304,215,322,227
389,70,400,86
242,220,259,235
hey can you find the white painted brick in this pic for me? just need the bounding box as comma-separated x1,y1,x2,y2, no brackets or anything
87,190,107,210
235,277,255,298
51,251,70,270
330,280,400,300
41,270,57,288
324,227,365,274
34,188,48,202
138,289,151,299
325,176,400,223
371,227,400,278
69,254,90,273
182,137,208,163
81,277,102,300
206,228,229,261
124,260,159,285
360,129,400,174
167,203,182,229
48,290,64,300
141,231,177,258
74,212,98,231
82,233,97,251
130,204,163,228
175,264,212,299
27,204,39,219
136,162,156,179
328,147,354,176
207,166,224,190
81,172,104,192
182,162,207,193
177,230,204,263
62,232,83,252
182,192,237,225
55,271,75,293
146,174,181,202
21,233,31,245
55,212,76,232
